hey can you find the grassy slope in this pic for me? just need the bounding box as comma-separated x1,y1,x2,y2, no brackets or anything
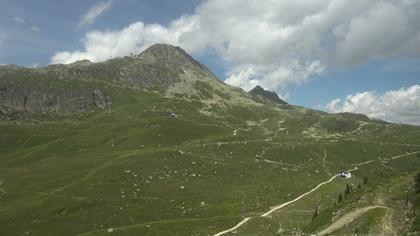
0,75,419,235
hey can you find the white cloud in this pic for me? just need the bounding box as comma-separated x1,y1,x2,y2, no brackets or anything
331,1,420,66
225,60,324,97
12,17,25,25
52,21,180,64
325,85,420,125
52,0,420,96
78,0,113,28
11,17,41,32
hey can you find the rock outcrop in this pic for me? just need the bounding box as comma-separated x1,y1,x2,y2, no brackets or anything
248,86,289,106
0,83,111,113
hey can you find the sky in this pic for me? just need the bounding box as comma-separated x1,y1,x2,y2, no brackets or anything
0,0,419,125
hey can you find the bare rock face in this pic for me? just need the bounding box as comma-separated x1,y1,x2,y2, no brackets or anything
248,86,289,106
93,89,112,110
0,83,111,113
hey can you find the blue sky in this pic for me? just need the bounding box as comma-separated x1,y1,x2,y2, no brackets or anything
1,0,419,125
0,0,202,66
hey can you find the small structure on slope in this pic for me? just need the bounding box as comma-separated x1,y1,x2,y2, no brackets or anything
339,170,352,179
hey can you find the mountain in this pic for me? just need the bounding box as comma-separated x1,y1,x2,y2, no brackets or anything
0,44,219,113
0,44,419,236
248,85,289,106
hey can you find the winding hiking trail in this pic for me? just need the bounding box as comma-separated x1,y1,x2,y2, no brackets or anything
317,206,388,236
213,174,341,236
213,151,419,236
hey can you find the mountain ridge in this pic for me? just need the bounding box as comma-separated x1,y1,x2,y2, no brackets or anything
0,44,223,113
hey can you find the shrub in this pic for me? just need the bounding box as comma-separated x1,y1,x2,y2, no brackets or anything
345,183,352,197
415,172,420,193
312,209,319,221
338,193,343,203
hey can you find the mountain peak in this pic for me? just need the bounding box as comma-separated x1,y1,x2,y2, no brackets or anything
140,43,184,57
249,86,289,105
138,43,206,70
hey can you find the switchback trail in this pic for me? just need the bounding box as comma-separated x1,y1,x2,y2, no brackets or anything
317,206,388,236
213,174,339,236
212,151,419,236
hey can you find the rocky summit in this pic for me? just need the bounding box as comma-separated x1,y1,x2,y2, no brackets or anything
249,85,289,106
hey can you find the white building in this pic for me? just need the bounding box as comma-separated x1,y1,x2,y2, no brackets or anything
339,171,352,179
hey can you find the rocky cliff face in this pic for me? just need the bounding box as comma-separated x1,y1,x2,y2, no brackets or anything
0,82,111,113
248,85,289,106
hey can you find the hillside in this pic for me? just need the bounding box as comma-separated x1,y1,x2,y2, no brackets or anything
0,44,419,236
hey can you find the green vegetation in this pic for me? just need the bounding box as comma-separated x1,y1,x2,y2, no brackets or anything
345,183,352,197
415,171,420,193
333,207,388,235
312,209,319,221
0,44,419,235
411,171,420,232
338,193,344,203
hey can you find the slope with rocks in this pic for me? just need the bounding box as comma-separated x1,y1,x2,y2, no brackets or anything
0,44,419,236
0,44,257,114
248,85,289,106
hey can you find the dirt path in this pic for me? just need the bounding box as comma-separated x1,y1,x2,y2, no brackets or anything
390,151,419,160
353,151,419,167
213,174,339,236
317,206,388,236
381,207,397,235
212,151,420,236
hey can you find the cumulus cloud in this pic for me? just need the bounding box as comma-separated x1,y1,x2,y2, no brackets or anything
52,0,420,96
78,0,113,28
326,85,420,125
332,1,420,66
52,21,182,64
225,60,325,97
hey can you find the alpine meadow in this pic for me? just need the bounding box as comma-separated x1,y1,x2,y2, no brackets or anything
1,0,420,235
1,44,419,235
